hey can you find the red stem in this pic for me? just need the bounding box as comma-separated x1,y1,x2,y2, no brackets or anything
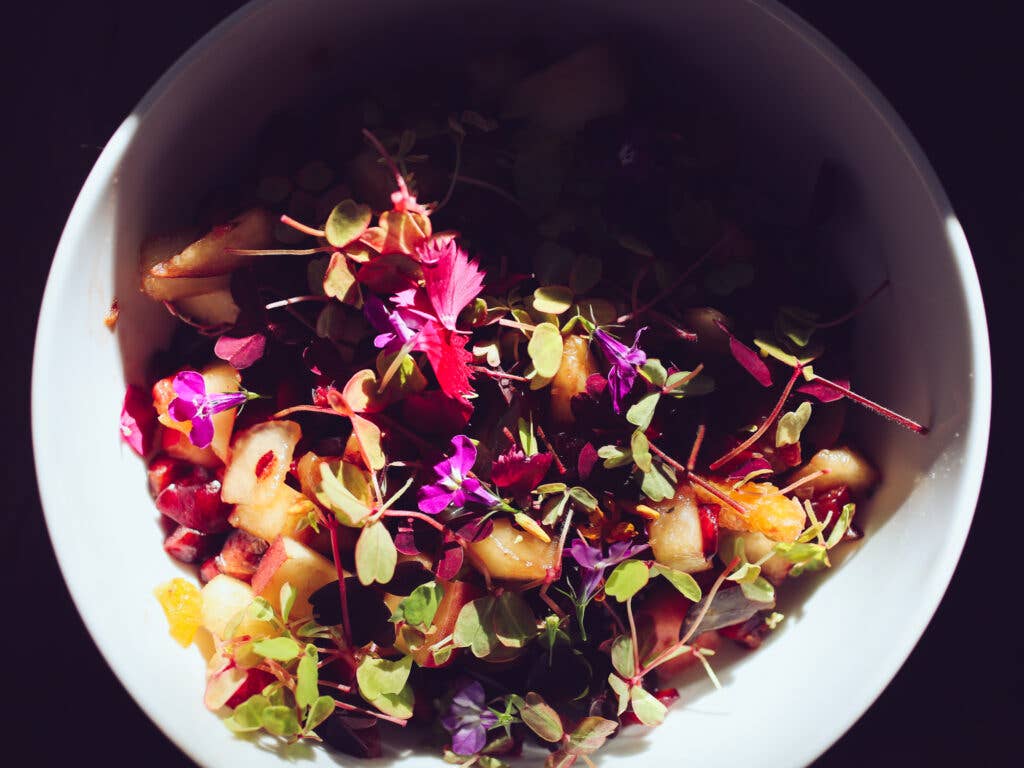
535,424,567,475
326,518,353,647
809,374,928,434
648,443,752,518
708,365,803,471
471,366,530,383
273,404,341,419
687,424,706,471
334,698,408,726
280,214,325,238
382,509,447,534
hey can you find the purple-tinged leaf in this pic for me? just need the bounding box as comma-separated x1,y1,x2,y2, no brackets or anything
434,532,465,580
214,332,267,370
715,320,772,387
797,378,849,403
577,442,599,481
724,457,773,482
119,385,155,456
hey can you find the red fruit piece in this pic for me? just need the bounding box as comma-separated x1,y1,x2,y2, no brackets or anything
148,455,189,497
621,688,680,727
777,442,802,468
164,525,220,564
199,557,220,584
698,503,719,557
224,668,276,709
812,485,852,535
719,615,771,649
156,471,231,533
215,530,270,581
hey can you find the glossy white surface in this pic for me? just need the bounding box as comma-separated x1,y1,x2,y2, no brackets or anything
32,1,990,766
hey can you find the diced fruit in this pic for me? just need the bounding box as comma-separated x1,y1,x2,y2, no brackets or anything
161,428,221,467
250,536,338,618
204,653,249,710
170,289,240,330
788,446,879,500
648,484,712,573
144,208,274,280
388,580,482,668
200,362,243,462
199,574,276,645
222,420,302,506
811,485,854,535
224,667,275,709
199,557,220,584
215,529,269,581
155,470,231,534
550,334,599,424
164,525,220,564
140,231,225,301
720,531,792,585
465,517,559,582
719,615,771,649
153,362,241,462
229,482,319,544
148,455,188,496
694,480,807,543
154,577,202,647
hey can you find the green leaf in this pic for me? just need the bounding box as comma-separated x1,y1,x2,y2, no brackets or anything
355,522,397,586
774,541,830,576
304,695,335,733
518,416,538,456
366,684,414,719
639,359,668,387
650,564,702,601
739,575,776,603
568,486,599,510
664,369,716,397
392,581,444,628
322,253,362,307
527,322,564,378
607,674,630,715
453,596,498,658
825,503,855,549
566,716,618,755
569,253,603,295
604,560,650,602
776,307,817,348
640,465,675,502
377,347,427,396
431,644,453,666
535,482,569,494
296,620,331,638
356,655,413,698
541,491,571,526
493,592,538,648
248,597,276,622
279,583,297,624
629,685,668,726
627,392,661,431
518,692,564,742
598,444,633,469
765,612,785,629
776,401,813,447
224,694,269,732
325,199,372,247
261,705,301,737
631,429,653,473
533,285,575,315
316,463,371,527
610,635,636,678
252,636,301,662
754,335,819,368
296,644,319,709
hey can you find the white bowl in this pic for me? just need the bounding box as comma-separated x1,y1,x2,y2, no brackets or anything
32,1,990,766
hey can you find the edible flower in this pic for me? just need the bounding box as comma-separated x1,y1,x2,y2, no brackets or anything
491,448,554,500
592,327,647,413
167,371,248,449
441,679,499,756
364,294,416,351
566,537,650,603
418,435,498,515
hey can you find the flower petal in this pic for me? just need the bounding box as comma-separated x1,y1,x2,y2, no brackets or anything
172,370,207,401
418,484,456,515
418,238,486,331
449,435,478,476
451,723,486,756
168,397,198,423
188,415,215,449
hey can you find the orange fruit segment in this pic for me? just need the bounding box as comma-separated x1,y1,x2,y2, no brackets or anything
694,480,807,543
154,577,203,647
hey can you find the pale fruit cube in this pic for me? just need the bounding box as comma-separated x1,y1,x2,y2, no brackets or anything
222,420,301,506
250,536,338,619
648,485,711,573
199,574,275,643
789,446,879,499
229,483,317,544
550,334,598,424
146,208,274,279
466,518,559,582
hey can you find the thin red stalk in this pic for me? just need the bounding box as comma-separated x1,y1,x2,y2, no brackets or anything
471,366,530,382
280,214,325,238
708,365,803,470
319,680,352,694
265,295,332,310
648,443,752,518
535,424,567,475
334,698,408,726
687,424,706,471
808,279,890,329
649,309,699,342
774,468,829,496
663,363,705,394
809,374,928,434
361,128,415,203
326,519,353,647
273,404,340,419
539,582,566,618
382,509,447,534
619,234,727,323
502,426,517,446
225,246,334,256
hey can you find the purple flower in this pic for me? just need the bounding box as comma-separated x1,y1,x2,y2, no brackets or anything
417,435,499,515
593,327,647,413
364,294,416,351
167,371,247,449
565,537,650,603
441,679,499,756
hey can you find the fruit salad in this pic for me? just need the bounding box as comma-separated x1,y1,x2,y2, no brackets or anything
123,45,926,766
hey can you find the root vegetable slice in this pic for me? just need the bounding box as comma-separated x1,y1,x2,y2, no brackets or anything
788,446,879,499
222,420,301,506
465,518,559,582
146,208,275,279
550,334,598,424
648,485,711,573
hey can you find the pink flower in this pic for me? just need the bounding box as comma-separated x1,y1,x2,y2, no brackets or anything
593,327,647,413
417,237,486,331
417,436,498,515
167,371,248,449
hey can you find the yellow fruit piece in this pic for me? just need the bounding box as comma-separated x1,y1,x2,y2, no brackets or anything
694,480,807,543
154,578,202,647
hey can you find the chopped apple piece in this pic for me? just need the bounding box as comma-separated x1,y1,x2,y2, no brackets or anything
161,427,220,468
221,420,301,506
466,518,559,582
694,480,807,543
153,361,241,463
720,531,792,585
140,231,231,301
229,483,318,545
250,536,338,619
146,208,275,279
648,485,712,573
788,446,879,499
170,289,240,330
550,334,598,424
199,574,275,643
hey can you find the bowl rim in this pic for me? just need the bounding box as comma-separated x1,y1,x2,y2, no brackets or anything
31,0,992,765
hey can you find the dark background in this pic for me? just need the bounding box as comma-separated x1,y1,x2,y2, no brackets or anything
6,2,1019,765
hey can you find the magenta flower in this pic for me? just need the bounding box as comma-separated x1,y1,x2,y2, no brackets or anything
566,537,650,603
592,327,647,413
441,679,499,756
167,371,247,449
364,294,416,351
417,435,498,515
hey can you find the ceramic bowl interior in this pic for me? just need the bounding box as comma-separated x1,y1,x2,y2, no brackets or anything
32,1,989,766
